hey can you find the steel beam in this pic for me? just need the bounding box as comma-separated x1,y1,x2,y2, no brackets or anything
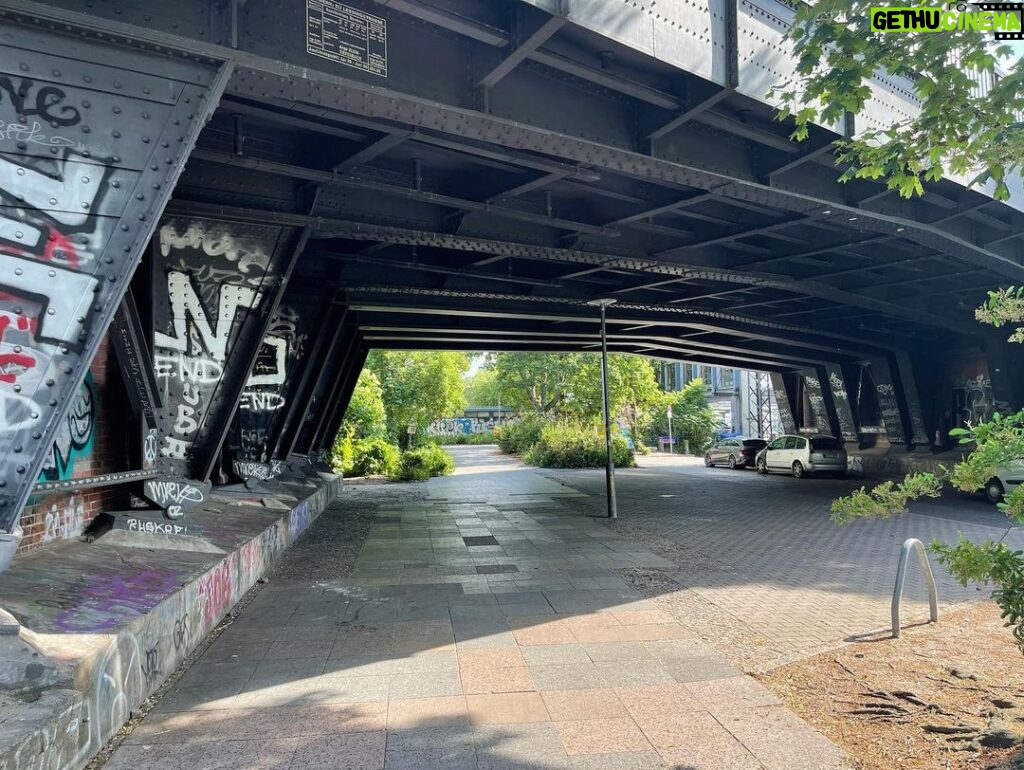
769,373,799,434
267,296,341,460
316,346,369,454
647,90,733,141
823,364,859,442
333,131,412,173
282,309,352,458
189,148,617,236
109,289,162,430
167,200,974,334
192,227,310,481
478,11,566,89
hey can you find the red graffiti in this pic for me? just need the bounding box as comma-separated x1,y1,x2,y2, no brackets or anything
197,559,235,629
0,312,36,384
5,224,84,267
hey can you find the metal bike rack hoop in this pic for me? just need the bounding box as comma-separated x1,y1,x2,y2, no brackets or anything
892,537,939,638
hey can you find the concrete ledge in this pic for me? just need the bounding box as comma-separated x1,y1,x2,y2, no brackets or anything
847,449,965,479
0,473,341,770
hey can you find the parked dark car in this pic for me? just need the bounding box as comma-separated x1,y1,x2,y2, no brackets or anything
704,437,768,469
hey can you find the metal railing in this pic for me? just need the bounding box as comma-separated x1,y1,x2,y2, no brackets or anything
891,537,939,638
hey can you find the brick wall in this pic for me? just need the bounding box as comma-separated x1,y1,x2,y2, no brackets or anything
18,334,129,551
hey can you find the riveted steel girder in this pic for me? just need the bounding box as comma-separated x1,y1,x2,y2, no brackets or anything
0,18,229,533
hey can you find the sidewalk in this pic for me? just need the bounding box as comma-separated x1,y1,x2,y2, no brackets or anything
106,447,849,770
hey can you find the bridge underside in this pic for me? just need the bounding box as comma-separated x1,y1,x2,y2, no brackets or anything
2,0,1024,542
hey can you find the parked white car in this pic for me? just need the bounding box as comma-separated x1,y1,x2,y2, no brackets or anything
983,462,1024,503
755,434,847,478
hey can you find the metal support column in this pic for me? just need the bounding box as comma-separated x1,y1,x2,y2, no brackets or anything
0,20,230,536
768,373,799,435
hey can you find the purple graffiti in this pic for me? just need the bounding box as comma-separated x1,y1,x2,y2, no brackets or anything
52,568,185,633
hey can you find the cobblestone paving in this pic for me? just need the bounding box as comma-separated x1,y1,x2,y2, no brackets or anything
542,453,1024,672
104,447,849,770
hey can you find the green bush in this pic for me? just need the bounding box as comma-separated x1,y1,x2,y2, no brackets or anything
348,438,400,477
431,432,497,446
522,423,635,469
397,444,455,481
495,415,547,454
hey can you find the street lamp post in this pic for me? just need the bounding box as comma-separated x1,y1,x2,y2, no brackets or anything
588,298,618,519
667,404,673,455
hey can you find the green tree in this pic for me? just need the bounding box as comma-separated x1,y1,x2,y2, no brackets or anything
490,352,664,438
649,378,723,452
340,369,387,441
464,365,503,407
365,350,470,448
775,1,1023,199
492,352,589,413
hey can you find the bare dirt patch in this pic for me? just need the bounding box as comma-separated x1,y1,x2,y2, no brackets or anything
758,602,1024,770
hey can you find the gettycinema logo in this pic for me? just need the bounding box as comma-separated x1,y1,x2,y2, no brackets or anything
871,2,1024,38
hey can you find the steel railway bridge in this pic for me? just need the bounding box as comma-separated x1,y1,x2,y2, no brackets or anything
1,0,1024,548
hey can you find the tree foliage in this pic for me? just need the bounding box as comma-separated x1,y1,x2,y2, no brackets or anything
489,352,663,438
648,378,724,452
340,369,388,441
364,350,470,448
775,0,1023,199
464,364,503,406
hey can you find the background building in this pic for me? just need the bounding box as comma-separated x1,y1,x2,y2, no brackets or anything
657,362,783,439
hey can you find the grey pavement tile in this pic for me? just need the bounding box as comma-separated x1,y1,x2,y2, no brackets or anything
528,663,607,692
388,668,463,699
583,642,654,663
308,674,391,703
151,681,246,713
386,725,476,751
264,638,333,661
389,650,459,674
455,631,519,650
245,658,327,688
593,660,674,688
662,656,742,683
520,644,593,667
184,660,259,684
287,732,387,770
323,654,395,678
123,709,229,745
716,706,849,770
384,747,478,770
104,738,301,770
474,723,571,770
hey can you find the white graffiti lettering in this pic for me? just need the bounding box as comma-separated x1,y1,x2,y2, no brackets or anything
159,222,270,275
154,270,261,363
43,496,86,543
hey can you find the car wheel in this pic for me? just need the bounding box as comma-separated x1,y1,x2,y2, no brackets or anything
792,461,805,478
704,453,713,467
985,478,1005,504
727,455,737,469
756,457,768,475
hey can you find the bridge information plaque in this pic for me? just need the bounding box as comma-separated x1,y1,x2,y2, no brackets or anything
306,0,388,77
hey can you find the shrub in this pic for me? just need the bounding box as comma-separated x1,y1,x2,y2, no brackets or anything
397,444,455,481
495,414,547,454
348,438,400,477
522,423,635,469
431,432,497,446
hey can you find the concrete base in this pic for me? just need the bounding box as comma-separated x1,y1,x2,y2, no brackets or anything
0,472,341,770
846,448,965,478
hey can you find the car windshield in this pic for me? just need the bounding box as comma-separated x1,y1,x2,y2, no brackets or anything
811,437,843,451
742,440,767,449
